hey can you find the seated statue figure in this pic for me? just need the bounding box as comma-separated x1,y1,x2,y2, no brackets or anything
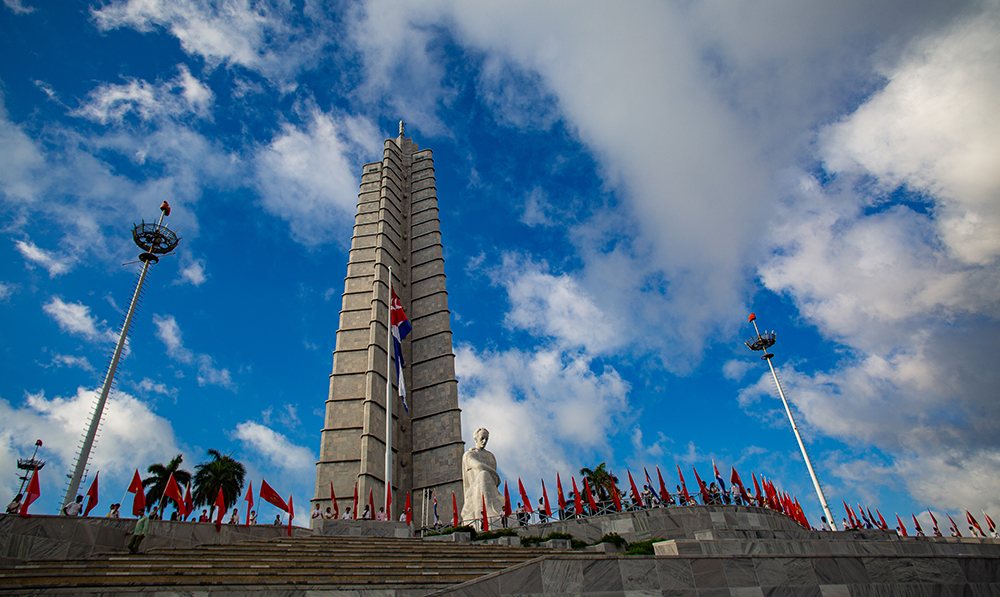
460,428,504,524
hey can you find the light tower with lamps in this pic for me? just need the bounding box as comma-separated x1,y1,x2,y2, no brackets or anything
744,312,837,530
60,202,179,511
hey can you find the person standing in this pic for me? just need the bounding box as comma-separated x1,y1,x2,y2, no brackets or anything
127,510,150,554
341,507,352,520
249,510,257,525
538,497,548,523
375,507,387,521
63,495,84,516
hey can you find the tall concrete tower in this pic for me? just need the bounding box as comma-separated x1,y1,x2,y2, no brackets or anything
314,124,464,524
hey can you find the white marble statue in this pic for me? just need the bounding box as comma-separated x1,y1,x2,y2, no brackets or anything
460,428,504,524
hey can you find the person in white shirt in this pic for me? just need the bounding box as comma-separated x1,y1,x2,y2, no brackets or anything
311,503,323,528
341,507,352,520
375,507,387,521
63,495,84,516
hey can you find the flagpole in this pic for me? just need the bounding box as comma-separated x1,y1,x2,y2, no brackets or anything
384,266,393,519
745,314,837,531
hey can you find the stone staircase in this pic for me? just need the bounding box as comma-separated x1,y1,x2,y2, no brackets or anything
0,535,562,595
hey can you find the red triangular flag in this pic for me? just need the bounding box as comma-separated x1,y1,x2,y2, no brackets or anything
896,514,908,536
751,472,762,507
517,478,533,514
541,479,552,518
571,476,583,515
259,479,288,511
677,465,691,504
946,513,962,537
912,513,923,534
983,511,996,534
84,472,99,517
352,480,359,519
556,473,567,511
183,483,194,521
611,479,623,512
656,466,670,504
368,489,374,518
967,511,985,537
583,478,598,513
627,470,641,506
452,492,459,527
244,481,255,525
386,483,392,514
214,487,225,531
692,466,710,504
481,494,489,531
19,467,40,516
503,481,512,517
127,469,145,516
287,494,294,537
404,491,411,524
329,481,338,519
164,473,184,515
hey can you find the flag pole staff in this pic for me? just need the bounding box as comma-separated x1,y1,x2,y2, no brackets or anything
384,265,393,519
745,313,837,531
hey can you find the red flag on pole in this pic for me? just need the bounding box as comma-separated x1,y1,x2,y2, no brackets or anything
404,491,411,524
571,476,583,516
541,479,552,519
876,509,889,531
386,483,392,514
353,480,359,519
452,492,459,527
946,513,962,537
967,511,985,537
984,511,996,535
244,481,255,525
503,481,512,518
692,466,710,504
84,472,99,517
329,481,338,519
517,478,533,514
183,484,193,521
676,465,691,505
730,467,750,504
928,509,939,531
627,470,641,506
583,478,598,513
556,473,567,512
127,469,145,516
656,466,670,504
896,514,908,536
19,467,40,516
751,472,763,507
481,495,489,531
287,494,294,537
611,480,623,512
368,489,375,518
259,479,289,512
214,487,225,531
912,513,923,535
164,473,184,516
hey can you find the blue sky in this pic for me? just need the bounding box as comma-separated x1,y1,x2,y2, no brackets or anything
1,0,998,530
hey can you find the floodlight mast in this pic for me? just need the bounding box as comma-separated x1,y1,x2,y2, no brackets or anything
61,202,179,511
744,313,837,531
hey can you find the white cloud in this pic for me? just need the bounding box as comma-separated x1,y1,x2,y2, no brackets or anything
254,108,380,246
47,354,95,372
134,377,175,397
15,240,73,277
520,187,554,227
2,0,34,15
91,0,327,83
496,254,624,354
820,6,1000,266
72,65,214,124
722,359,754,382
0,282,14,301
234,421,314,473
153,314,234,389
0,387,180,507
177,259,207,286
456,343,629,484
42,297,115,343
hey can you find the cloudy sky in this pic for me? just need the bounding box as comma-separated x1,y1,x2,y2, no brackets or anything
1,0,997,528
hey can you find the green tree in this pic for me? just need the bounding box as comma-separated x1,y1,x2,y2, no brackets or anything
142,454,192,513
580,462,619,502
192,449,247,518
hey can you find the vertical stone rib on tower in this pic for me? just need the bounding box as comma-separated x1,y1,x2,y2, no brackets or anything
315,131,464,525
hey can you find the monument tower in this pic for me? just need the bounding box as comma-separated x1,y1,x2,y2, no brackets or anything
314,123,464,523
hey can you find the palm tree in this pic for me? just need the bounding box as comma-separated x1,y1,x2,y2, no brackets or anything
142,454,192,513
192,449,246,518
580,462,619,503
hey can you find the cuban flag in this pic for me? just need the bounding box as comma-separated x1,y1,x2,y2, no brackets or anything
433,491,439,524
390,284,412,412
712,459,727,493
643,468,659,500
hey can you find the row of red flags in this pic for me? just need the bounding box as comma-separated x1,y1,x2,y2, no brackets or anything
843,500,997,538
